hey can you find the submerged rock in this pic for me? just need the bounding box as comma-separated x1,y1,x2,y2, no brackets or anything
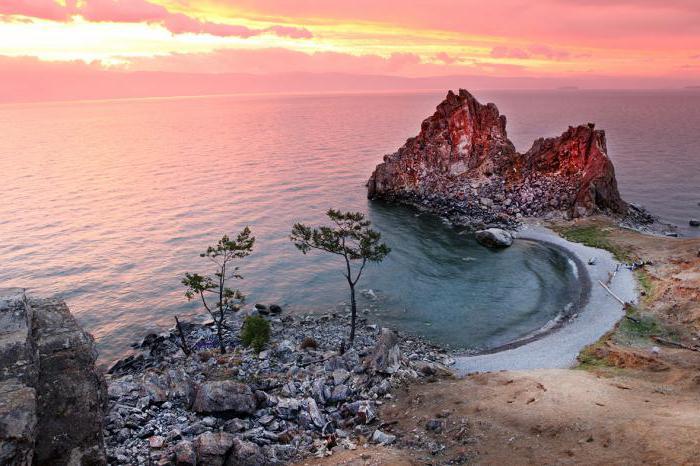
367,89,628,227
475,228,513,248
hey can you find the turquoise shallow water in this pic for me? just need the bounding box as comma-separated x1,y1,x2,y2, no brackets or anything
0,91,696,362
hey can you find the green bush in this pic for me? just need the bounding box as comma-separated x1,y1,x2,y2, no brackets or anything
240,315,271,352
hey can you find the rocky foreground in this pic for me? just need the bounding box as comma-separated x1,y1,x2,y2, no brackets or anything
1,289,455,465
367,89,668,234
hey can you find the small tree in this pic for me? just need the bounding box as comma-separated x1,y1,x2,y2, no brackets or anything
290,209,390,345
182,227,255,354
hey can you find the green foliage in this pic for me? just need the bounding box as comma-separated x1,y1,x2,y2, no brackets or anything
241,315,271,353
290,209,391,263
290,209,390,344
576,345,613,370
635,269,654,302
554,225,631,262
182,227,255,353
616,310,677,346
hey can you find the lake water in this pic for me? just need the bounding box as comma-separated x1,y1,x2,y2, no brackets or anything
1,90,698,363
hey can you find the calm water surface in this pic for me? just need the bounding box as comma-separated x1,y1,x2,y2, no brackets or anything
1,91,698,362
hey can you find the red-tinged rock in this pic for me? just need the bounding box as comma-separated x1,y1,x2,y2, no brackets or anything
367,89,627,225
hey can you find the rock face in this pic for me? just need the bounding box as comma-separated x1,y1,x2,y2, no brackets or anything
0,289,107,465
367,89,627,226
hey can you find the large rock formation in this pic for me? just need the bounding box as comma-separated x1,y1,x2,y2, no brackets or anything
0,289,107,465
367,89,628,227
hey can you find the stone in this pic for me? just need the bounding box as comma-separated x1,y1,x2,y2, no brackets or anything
690,219,700,227
330,384,350,403
269,304,283,314
364,328,401,374
371,429,396,445
426,419,443,432
173,440,196,466
305,398,326,429
475,228,513,248
227,438,265,466
149,435,165,449
194,431,235,466
191,381,256,415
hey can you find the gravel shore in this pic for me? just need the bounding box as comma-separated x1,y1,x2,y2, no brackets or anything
453,223,638,374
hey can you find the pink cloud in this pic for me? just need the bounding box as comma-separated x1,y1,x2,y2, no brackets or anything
490,47,531,59
162,12,259,37
205,0,700,49
1,0,312,39
435,52,457,64
265,25,313,39
0,0,75,21
490,45,570,61
528,44,570,60
79,0,165,22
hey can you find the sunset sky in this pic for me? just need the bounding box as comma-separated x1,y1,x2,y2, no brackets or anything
2,0,700,101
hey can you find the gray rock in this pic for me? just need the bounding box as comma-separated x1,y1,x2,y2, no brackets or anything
425,419,443,432
475,228,513,248
330,384,350,402
173,440,196,466
227,438,265,466
305,398,325,428
194,431,235,466
371,429,396,445
192,381,255,415
0,290,107,465
364,328,401,374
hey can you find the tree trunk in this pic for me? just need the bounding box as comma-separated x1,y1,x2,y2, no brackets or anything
217,309,227,354
174,315,191,356
349,283,357,345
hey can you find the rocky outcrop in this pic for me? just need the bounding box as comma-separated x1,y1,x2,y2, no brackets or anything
367,89,628,227
0,289,107,465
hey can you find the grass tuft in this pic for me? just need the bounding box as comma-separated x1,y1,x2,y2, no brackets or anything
553,225,632,262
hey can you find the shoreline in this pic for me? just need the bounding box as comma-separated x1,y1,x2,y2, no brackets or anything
452,222,638,374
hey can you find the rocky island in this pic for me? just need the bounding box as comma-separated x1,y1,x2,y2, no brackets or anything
368,89,662,233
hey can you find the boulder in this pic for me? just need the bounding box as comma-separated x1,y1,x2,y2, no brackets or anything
269,304,283,314
364,328,401,374
371,429,396,445
475,228,513,248
194,432,235,466
226,438,265,466
173,440,196,466
0,290,107,465
690,219,700,227
192,381,256,415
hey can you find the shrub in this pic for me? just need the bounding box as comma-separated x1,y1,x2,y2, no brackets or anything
300,336,318,350
240,315,271,352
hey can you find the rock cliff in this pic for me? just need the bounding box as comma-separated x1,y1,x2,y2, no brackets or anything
367,89,628,227
0,289,107,465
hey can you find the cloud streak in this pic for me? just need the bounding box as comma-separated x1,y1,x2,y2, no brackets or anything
0,0,313,39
